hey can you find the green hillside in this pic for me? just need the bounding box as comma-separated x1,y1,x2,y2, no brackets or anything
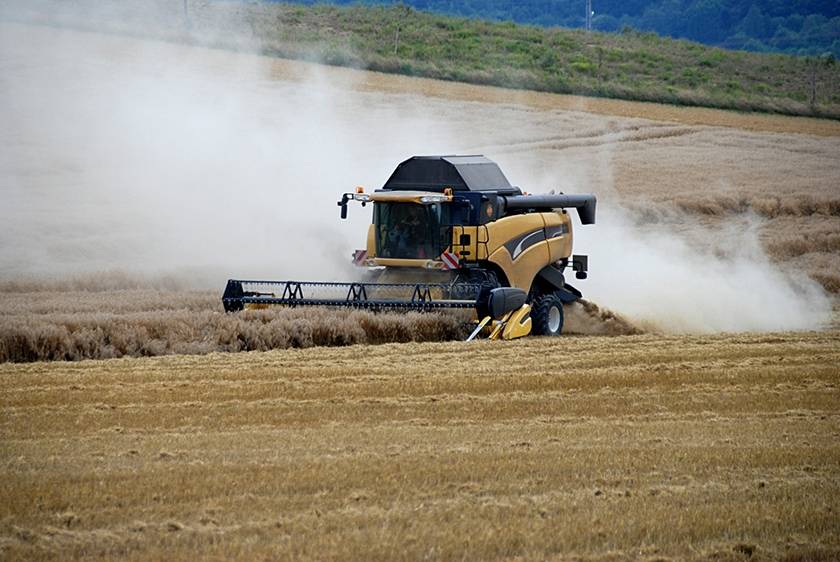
4,1,840,118
247,3,840,117
287,0,840,58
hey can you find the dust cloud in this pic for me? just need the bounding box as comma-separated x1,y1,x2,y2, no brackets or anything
568,191,832,333
0,19,462,286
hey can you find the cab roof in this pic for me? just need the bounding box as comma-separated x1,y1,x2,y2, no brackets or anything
381,155,521,195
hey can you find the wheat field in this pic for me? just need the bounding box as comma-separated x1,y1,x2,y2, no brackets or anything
2,332,839,560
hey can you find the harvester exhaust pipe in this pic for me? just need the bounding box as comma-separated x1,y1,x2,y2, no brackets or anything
502,194,597,225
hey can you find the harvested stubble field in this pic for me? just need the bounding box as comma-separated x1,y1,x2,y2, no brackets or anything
2,332,840,560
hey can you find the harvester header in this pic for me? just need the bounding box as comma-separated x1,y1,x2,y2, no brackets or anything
226,155,597,340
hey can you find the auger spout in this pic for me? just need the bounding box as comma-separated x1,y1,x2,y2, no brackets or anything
502,194,597,225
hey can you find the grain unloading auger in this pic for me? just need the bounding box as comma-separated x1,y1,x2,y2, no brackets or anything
223,155,596,340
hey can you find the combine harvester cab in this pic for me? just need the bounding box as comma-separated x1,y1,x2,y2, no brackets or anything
223,155,596,340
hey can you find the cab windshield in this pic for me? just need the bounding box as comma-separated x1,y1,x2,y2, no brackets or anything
374,202,451,259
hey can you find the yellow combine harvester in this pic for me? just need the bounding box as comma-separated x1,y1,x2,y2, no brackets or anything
223,155,596,340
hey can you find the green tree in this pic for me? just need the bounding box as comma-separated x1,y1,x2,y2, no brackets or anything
740,4,770,39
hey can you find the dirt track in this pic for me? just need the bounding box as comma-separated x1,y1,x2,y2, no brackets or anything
349,66,840,137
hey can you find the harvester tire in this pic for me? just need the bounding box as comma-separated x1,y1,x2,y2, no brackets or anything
531,292,565,336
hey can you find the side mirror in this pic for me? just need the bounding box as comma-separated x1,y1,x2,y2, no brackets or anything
572,254,588,278
338,194,351,219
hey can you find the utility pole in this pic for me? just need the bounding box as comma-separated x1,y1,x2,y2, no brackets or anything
393,4,410,57
586,0,592,31
183,0,191,30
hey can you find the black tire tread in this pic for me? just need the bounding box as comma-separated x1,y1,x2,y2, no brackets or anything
531,291,565,336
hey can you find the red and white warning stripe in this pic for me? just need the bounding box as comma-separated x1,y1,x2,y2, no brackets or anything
352,250,368,266
440,250,461,270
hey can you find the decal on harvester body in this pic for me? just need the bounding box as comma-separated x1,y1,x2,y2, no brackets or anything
544,224,569,239
505,228,546,261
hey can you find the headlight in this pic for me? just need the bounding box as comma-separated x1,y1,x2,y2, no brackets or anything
354,194,371,202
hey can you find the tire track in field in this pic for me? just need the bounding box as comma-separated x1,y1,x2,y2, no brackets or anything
468,123,700,155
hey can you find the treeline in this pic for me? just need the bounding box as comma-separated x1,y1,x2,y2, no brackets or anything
281,0,840,57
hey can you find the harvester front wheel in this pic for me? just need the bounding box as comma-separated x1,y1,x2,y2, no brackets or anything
531,292,565,336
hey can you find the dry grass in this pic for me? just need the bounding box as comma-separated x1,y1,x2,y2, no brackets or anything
1,331,839,560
